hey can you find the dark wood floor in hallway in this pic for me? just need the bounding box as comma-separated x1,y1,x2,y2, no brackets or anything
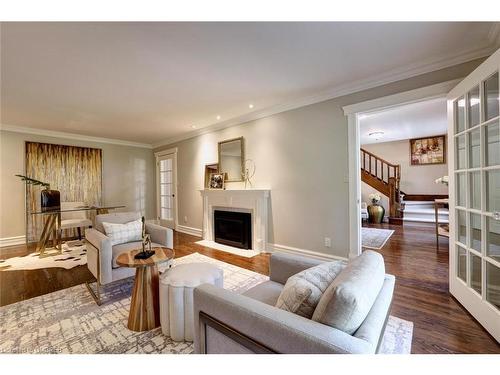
1,224,499,353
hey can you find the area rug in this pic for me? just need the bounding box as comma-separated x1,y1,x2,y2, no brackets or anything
0,252,412,354
0,241,87,271
362,227,395,250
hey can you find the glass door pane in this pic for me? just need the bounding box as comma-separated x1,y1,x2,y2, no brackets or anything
484,72,499,121
486,262,500,310
486,170,500,212
486,121,500,166
456,134,466,169
455,96,466,133
457,210,467,245
456,172,466,207
469,171,481,210
487,217,500,261
470,253,482,294
468,128,481,168
458,246,467,282
470,213,482,252
468,85,481,127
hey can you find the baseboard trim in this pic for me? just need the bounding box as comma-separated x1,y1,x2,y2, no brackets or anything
0,235,26,248
267,243,348,262
175,225,203,238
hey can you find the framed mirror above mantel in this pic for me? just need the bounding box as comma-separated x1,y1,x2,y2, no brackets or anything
218,137,245,182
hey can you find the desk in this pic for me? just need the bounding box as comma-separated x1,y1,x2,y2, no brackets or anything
30,205,125,256
434,198,449,250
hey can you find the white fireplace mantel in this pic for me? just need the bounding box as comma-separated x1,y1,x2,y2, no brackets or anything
199,189,270,252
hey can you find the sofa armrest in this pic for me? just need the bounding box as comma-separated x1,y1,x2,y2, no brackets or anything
269,252,325,284
145,222,173,249
85,228,113,284
193,284,374,354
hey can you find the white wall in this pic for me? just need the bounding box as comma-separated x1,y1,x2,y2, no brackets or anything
155,59,483,258
164,100,351,258
0,130,156,241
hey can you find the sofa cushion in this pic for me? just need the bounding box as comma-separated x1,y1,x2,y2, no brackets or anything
275,261,346,319
242,280,284,306
95,212,141,233
112,241,164,268
312,250,385,335
102,219,142,246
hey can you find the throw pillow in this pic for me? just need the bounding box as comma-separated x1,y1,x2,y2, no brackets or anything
275,261,346,319
311,250,385,334
102,219,142,246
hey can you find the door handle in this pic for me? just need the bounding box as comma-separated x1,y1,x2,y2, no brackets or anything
494,212,500,221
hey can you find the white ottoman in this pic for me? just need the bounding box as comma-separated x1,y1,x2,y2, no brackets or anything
160,262,223,341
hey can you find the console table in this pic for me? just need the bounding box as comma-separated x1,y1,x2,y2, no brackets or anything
434,198,449,251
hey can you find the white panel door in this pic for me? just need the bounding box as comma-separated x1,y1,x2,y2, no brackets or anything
156,153,176,228
448,49,500,342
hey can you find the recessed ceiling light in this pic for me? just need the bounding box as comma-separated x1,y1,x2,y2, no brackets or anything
368,131,384,140
191,125,197,129
248,104,254,109
216,115,221,120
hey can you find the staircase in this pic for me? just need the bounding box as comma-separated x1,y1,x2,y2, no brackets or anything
361,148,404,224
401,198,449,224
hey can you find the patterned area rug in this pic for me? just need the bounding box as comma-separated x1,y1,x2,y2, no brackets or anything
362,227,395,250
0,241,87,271
0,252,412,354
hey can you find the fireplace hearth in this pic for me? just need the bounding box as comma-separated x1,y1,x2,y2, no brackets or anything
214,210,252,250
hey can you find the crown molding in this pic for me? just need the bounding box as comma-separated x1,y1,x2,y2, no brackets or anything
153,43,496,149
0,124,153,149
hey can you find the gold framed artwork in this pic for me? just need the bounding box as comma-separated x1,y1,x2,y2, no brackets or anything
409,135,446,166
209,173,225,190
204,163,219,188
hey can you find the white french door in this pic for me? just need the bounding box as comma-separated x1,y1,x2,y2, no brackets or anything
155,150,177,229
448,49,500,342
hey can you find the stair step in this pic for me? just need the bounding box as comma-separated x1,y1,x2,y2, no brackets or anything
404,216,449,224
404,208,449,215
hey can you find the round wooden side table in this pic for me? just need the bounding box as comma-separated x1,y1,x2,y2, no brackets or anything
116,247,174,332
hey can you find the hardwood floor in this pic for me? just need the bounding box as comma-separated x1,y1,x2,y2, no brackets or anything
1,226,498,353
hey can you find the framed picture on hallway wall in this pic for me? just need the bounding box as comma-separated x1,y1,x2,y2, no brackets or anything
409,135,446,165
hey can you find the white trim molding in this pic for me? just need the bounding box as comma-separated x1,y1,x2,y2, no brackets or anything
343,79,463,257
0,235,26,248
154,147,178,157
175,225,202,238
0,124,153,149
267,243,348,262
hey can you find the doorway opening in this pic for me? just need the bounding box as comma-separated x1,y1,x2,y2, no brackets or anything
358,97,449,252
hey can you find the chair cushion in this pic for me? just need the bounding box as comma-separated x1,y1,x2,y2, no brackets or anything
95,212,141,233
60,218,92,229
275,261,346,318
312,250,385,335
242,281,284,306
102,219,142,246
112,241,164,268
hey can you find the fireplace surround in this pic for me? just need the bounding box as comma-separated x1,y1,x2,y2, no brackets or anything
200,189,270,253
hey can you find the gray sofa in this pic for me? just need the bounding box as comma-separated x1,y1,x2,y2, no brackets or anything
85,212,173,305
193,252,395,354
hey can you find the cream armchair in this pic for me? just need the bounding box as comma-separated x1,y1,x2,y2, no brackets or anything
85,212,173,305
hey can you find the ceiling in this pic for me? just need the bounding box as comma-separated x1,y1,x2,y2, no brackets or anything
1,22,499,145
359,97,447,145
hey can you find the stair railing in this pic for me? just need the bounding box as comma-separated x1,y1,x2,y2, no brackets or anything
360,148,402,218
